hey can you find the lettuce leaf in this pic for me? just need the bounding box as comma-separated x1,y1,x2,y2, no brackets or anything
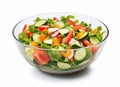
48,50,60,61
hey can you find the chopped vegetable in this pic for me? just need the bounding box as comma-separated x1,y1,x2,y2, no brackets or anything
35,19,46,26
28,24,37,32
25,48,34,61
54,21,65,28
32,33,40,42
43,39,52,44
62,31,73,44
74,48,86,61
82,39,92,46
22,24,27,32
48,50,60,61
39,33,47,42
76,32,88,40
89,36,100,44
33,49,50,65
57,62,71,69
66,20,76,27
38,25,49,31
25,31,32,38
53,17,58,21
29,41,38,47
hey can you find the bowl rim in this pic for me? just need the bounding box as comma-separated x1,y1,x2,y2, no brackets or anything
12,12,109,50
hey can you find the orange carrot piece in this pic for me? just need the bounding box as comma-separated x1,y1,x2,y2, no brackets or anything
52,37,60,46
29,41,38,47
22,24,27,32
63,50,72,58
92,29,99,34
39,33,47,42
54,24,60,28
76,32,85,39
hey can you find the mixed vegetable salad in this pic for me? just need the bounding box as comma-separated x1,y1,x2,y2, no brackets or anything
18,15,104,70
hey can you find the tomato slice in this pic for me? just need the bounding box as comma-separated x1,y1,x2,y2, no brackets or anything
66,20,76,27
22,24,27,32
91,46,99,54
82,39,99,54
38,25,49,31
63,31,73,44
82,39,92,46
33,49,50,65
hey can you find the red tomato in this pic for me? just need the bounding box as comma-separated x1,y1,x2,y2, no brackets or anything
26,31,32,38
33,49,50,65
53,17,58,21
92,46,99,54
82,39,92,46
22,24,27,32
38,25,49,31
63,31,73,44
66,20,76,27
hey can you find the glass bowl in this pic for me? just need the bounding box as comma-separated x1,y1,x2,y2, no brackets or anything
12,12,109,74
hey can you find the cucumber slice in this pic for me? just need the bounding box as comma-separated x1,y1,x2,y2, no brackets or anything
35,19,46,26
89,36,100,44
66,27,75,36
57,62,71,69
43,39,52,44
32,33,40,42
58,46,65,51
54,21,65,28
25,48,34,61
69,38,82,48
78,57,92,66
59,29,69,35
79,29,85,32
74,48,86,61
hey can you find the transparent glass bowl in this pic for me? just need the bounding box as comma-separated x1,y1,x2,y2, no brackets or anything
12,12,109,74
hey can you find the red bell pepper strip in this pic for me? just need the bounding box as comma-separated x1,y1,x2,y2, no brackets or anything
53,17,58,21
66,20,76,27
26,31,32,38
38,25,49,31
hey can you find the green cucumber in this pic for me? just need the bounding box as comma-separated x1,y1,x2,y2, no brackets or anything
43,39,52,44
74,48,86,61
59,29,69,35
89,36,100,44
58,46,65,51
25,48,34,61
32,33,40,42
35,19,46,26
69,38,82,48
66,27,75,36
54,21,65,28
57,62,71,69
96,32,103,41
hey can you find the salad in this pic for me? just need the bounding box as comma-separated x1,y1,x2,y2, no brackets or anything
18,15,104,70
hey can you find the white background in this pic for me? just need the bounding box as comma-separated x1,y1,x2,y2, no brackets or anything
0,0,120,87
